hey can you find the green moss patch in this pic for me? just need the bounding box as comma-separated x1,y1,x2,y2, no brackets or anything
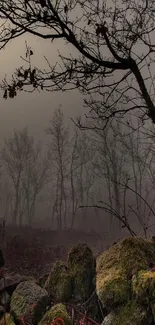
132,270,155,303
10,280,49,324
97,237,155,309
45,261,72,302
38,303,72,325
67,243,96,303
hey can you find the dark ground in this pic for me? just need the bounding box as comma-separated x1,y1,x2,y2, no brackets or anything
0,227,107,278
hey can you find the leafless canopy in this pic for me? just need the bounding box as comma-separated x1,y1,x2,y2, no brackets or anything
0,0,155,126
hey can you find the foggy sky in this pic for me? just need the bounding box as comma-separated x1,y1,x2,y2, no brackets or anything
0,34,84,144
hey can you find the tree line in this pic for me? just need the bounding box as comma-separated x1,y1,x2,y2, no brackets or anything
0,108,155,238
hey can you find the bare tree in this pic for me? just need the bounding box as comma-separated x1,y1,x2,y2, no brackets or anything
89,118,155,238
45,110,96,230
46,107,70,230
68,127,96,229
21,142,49,226
92,121,128,229
0,1,155,126
1,127,48,226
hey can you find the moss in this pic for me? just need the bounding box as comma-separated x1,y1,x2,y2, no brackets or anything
119,237,155,275
0,314,15,325
97,237,155,277
67,243,96,271
132,270,155,303
97,241,121,274
38,304,72,325
11,291,28,317
97,267,131,308
45,261,72,302
10,280,49,324
67,243,96,302
96,243,130,308
112,301,152,325
96,236,155,309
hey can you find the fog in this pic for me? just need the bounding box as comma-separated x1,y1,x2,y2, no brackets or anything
0,3,154,249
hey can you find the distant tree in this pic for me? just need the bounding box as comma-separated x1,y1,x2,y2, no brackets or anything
68,127,95,229
45,108,96,230
92,121,127,227
1,127,49,226
46,107,70,230
86,118,155,238
21,140,49,226
0,1,155,126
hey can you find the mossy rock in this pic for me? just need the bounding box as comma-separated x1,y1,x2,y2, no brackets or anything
132,270,155,304
10,280,49,324
97,236,155,309
0,313,15,325
97,267,131,309
45,261,72,302
119,237,155,275
67,243,96,303
102,301,152,325
38,303,72,325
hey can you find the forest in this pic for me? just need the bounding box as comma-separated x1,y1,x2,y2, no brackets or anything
0,107,154,241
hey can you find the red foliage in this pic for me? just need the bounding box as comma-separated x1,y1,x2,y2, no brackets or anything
51,318,66,325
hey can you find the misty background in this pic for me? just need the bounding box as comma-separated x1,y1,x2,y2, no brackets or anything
0,30,154,246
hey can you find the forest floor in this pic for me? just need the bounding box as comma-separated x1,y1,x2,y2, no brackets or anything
1,227,107,278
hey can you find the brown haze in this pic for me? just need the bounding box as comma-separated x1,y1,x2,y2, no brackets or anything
0,34,84,142
0,10,154,249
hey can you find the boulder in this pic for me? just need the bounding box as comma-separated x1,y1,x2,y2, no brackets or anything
38,303,72,325
45,261,72,302
102,301,152,325
0,274,35,296
96,237,155,310
67,243,96,303
10,280,49,324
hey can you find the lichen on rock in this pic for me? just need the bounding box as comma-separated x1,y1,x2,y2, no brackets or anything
96,242,130,309
132,270,155,304
96,236,155,310
38,303,72,325
119,237,155,275
67,243,96,303
10,280,49,324
97,268,131,309
44,261,72,303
